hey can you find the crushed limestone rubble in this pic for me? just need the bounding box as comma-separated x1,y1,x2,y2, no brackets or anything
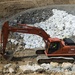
11,9,75,49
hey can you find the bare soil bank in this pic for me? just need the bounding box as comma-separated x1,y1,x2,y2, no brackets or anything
0,0,75,19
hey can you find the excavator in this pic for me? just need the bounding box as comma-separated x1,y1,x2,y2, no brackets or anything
0,21,75,63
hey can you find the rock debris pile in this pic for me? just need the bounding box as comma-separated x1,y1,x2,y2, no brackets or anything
1,62,75,75
12,9,75,49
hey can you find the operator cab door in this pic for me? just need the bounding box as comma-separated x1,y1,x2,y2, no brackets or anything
48,42,61,54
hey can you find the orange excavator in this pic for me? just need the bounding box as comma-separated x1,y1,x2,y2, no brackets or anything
0,21,75,63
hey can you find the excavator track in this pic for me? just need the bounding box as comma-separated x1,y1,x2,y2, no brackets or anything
35,49,75,64
37,55,75,64
0,49,75,64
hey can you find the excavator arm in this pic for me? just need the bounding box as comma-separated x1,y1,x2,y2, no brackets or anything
1,21,50,55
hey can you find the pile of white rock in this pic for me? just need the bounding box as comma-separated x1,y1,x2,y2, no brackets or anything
19,9,75,49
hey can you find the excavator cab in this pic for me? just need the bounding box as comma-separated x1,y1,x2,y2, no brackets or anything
48,42,61,54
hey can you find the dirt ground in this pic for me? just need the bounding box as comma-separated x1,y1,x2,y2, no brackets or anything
0,31,47,75
0,0,75,20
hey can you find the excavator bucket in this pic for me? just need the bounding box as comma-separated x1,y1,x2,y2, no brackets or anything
3,50,14,61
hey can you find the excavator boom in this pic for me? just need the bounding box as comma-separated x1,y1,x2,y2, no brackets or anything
1,21,50,54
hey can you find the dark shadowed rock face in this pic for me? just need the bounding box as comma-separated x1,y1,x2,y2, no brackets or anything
13,8,53,24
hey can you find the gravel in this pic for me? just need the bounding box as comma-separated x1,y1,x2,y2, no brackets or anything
1,62,75,75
